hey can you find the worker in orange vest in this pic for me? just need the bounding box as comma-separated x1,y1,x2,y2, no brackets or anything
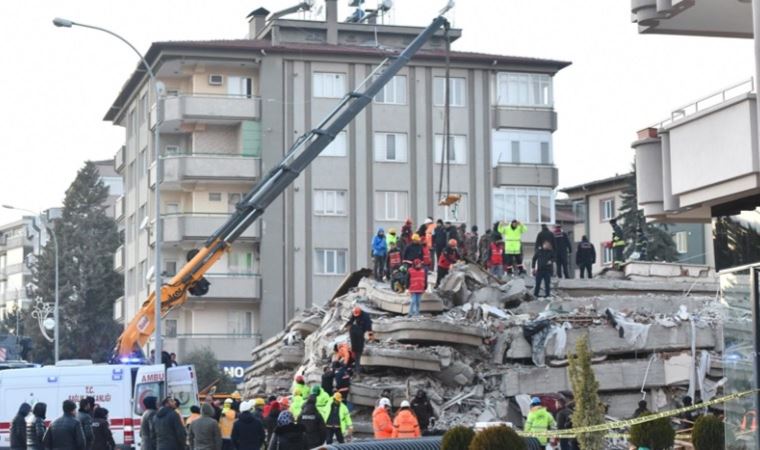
372,398,394,439
392,400,421,438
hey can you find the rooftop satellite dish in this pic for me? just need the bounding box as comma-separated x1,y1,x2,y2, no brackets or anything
379,0,393,12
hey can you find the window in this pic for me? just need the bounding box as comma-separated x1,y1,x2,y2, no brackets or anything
433,77,466,107
314,249,347,275
603,246,614,265
674,231,689,254
126,109,136,138
138,148,148,176
375,75,406,104
209,192,222,202
126,268,135,296
229,250,254,274
227,311,253,335
492,130,552,166
496,72,552,107
228,76,253,98
126,215,135,243
493,187,554,224
375,191,408,222
138,204,147,226
320,131,347,157
436,193,467,223
314,190,347,216
165,145,180,156
139,94,148,124
313,72,346,98
433,134,467,164
165,202,180,214
600,198,615,222
139,260,147,291
164,260,177,277
164,319,178,338
126,162,135,190
572,201,586,223
374,133,408,162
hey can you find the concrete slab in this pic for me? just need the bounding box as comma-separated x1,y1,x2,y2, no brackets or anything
361,345,443,372
521,278,719,297
373,318,486,346
360,280,444,314
245,345,304,377
514,295,718,317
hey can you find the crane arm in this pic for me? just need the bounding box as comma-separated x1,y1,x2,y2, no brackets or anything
113,12,452,361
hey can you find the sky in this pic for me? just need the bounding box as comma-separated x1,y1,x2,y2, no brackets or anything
0,0,754,224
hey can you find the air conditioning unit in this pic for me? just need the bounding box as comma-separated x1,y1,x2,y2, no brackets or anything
208,74,224,86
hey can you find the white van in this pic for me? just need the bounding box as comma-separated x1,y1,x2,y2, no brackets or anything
0,362,198,450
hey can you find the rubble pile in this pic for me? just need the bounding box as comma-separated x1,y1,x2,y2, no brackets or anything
242,262,724,433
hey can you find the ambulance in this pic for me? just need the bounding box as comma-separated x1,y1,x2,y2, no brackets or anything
0,361,198,450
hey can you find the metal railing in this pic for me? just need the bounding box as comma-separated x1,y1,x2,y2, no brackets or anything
164,332,262,346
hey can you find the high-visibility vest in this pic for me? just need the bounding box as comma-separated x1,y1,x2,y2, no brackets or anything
392,409,420,439
500,224,527,255
408,267,426,293
489,242,504,267
388,250,401,268
422,246,432,267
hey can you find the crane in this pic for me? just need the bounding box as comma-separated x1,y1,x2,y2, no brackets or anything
113,4,454,362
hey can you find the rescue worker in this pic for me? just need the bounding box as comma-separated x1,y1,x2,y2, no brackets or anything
334,363,352,402
252,398,266,423
392,401,421,439
298,388,326,449
610,219,626,269
446,222,460,246
478,228,492,266
314,386,333,425
325,393,352,444
91,408,115,450
42,400,86,450
188,404,222,450
266,411,307,450
371,228,388,281
321,365,335,397
153,398,187,450
400,219,414,249
553,225,572,279
407,259,427,317
535,224,556,252
289,375,308,418
524,397,556,447
77,399,94,450
262,396,277,419
231,401,265,450
28,402,47,450
218,399,236,450
410,390,435,434
423,218,436,256
575,236,596,279
632,400,650,418
344,306,372,374
500,220,527,275
436,239,460,288
487,232,505,279
464,225,479,261
332,343,352,368
140,397,158,450
372,398,393,439
387,241,402,277
403,233,424,262
386,228,398,250
432,220,447,268
11,403,31,450
532,241,555,298
263,400,281,447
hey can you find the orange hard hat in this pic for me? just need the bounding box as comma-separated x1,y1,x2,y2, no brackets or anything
353,306,362,317
448,239,457,247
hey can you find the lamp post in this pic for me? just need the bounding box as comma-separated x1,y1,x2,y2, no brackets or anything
53,18,164,365
3,206,59,363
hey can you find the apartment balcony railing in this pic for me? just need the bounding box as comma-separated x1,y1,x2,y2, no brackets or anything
114,245,125,273
0,235,32,251
158,154,261,189
491,105,557,131
158,213,261,244
152,94,261,130
114,145,125,173
203,273,262,301
493,163,558,188
4,263,31,277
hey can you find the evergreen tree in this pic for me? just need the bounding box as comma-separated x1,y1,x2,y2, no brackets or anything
619,168,679,262
568,335,605,450
184,347,236,392
27,161,122,363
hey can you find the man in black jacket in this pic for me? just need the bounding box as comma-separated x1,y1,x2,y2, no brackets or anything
410,390,435,434
76,400,94,450
231,402,265,450
553,226,572,279
575,236,596,279
532,241,555,298
535,224,556,252
140,397,158,450
42,400,86,450
28,403,47,450
10,403,31,450
432,220,447,266
297,392,326,449
153,398,186,450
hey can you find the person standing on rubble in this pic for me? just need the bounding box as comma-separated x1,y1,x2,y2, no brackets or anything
610,219,626,269
401,218,414,250
387,241,402,278
344,306,372,374
334,363,352,405
325,393,352,444
532,241,555,298
464,225,479,261
392,401,421,439
500,219,528,275
575,236,596,279
487,232,505,279
433,220,447,268
436,239,461,288
321,366,335,397
372,398,394,439
535,224,556,252
525,397,556,447
372,228,388,282
403,234,424,263
407,259,427,317
553,225,572,279
411,390,436,434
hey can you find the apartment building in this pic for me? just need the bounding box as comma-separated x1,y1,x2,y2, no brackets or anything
93,159,124,219
106,1,569,364
561,173,713,274
0,218,39,322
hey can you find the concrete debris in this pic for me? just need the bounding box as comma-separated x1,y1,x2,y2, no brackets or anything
241,262,725,434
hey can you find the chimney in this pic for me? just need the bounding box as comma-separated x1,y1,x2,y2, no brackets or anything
326,0,338,45
247,7,270,39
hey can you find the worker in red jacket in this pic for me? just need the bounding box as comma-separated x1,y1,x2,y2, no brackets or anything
487,232,505,279
436,239,460,288
407,259,427,317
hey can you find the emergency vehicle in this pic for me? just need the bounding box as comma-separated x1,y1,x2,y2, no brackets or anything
0,361,198,450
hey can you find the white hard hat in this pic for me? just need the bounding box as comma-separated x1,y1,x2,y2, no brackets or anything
400,400,410,408
224,398,233,404
379,398,391,408
239,401,252,413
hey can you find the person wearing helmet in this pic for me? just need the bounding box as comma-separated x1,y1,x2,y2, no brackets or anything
401,218,414,249
392,401,420,438
231,400,265,450
411,390,436,433
386,228,398,249
407,259,427,317
372,398,394,440
252,398,266,422
387,240,402,279
403,233,424,262
218,398,236,450
288,375,308,419
371,228,388,282
298,386,326,449
343,306,372,374
524,397,556,446
325,392,352,444
435,238,461,288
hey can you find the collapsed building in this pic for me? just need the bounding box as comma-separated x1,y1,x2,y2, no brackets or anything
241,261,724,435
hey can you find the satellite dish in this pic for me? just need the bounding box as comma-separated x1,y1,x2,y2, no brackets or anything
379,0,393,11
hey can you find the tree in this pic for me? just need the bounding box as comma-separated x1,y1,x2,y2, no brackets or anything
184,347,236,393
27,161,122,363
568,335,605,450
618,168,679,262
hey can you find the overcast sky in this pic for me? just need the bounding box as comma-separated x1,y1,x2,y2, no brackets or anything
0,0,753,224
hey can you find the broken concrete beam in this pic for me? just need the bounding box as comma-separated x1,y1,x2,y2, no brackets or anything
245,345,304,376
360,280,444,314
624,261,716,280
467,279,527,308
504,324,719,360
514,295,717,317
521,278,719,297
434,360,475,386
501,355,692,396
361,345,443,372
373,318,486,346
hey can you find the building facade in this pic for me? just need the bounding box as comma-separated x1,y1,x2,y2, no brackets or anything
106,1,569,362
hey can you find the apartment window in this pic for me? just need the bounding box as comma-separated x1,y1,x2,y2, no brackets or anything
496,72,552,107
313,72,346,98
126,109,136,138
228,311,253,335
375,75,407,104
228,76,253,98
314,190,347,216
492,130,552,166
126,215,135,243
436,193,467,223
229,250,254,274
674,231,689,254
139,94,148,124
433,77,466,107
603,246,614,265
572,201,587,223
126,162,135,190
209,192,222,202
165,319,178,338
600,198,615,222
375,191,408,222
138,148,148,176
493,187,554,224
433,134,467,164
374,133,408,162
165,145,181,156
314,249,347,275
138,205,147,227
126,268,135,296
320,132,347,157
139,260,147,291
164,260,177,277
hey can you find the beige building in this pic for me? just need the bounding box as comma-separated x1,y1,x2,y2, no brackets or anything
106,1,569,368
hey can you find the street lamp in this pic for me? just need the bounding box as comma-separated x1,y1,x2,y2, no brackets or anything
2,206,59,363
53,18,164,365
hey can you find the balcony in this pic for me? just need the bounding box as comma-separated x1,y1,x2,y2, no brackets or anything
631,0,752,39
4,263,31,277
154,94,261,130
494,164,558,188
0,235,32,251
203,273,262,301
114,245,125,273
160,213,260,243
114,145,125,173
164,333,262,362
160,155,261,189
115,196,125,221
492,106,557,131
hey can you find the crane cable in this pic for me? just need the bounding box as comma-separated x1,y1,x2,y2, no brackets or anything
436,26,461,214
